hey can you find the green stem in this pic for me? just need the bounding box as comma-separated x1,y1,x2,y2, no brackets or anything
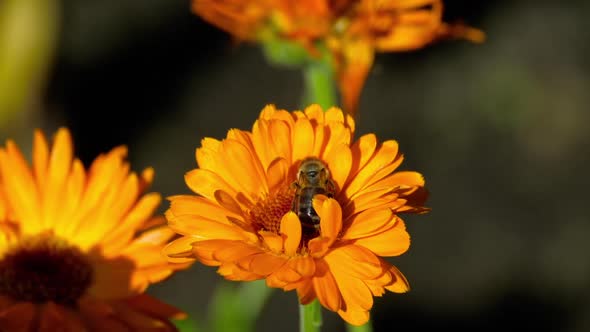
346,320,374,332
300,300,322,332
302,60,337,110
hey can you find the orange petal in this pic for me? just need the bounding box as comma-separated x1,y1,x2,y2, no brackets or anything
310,124,327,158
191,239,249,266
258,104,278,119
32,129,49,190
219,139,268,196
251,119,273,168
268,120,293,164
330,270,373,311
185,168,239,202
243,252,287,276
43,128,75,229
266,157,289,193
347,134,377,184
0,302,36,332
227,129,255,153
79,295,115,316
358,157,404,193
88,256,136,300
337,39,374,118
266,264,304,288
280,211,301,255
352,219,410,257
38,303,67,332
344,140,399,198
0,143,40,233
324,107,345,124
345,112,356,133
214,190,246,219
80,147,127,205
166,214,253,242
325,144,352,190
167,195,241,224
139,167,154,188
100,192,162,255
55,305,86,332
55,159,86,237
196,142,220,170
291,118,315,163
296,280,316,305
342,187,394,217
312,260,341,312
79,300,130,332
386,171,425,188
110,301,174,330
268,108,297,127
218,262,262,281
308,236,332,258
162,235,197,255
260,231,284,253
342,207,394,240
304,104,325,124
122,227,176,258
210,240,262,263
324,245,382,279
320,122,352,160
384,264,410,293
337,307,370,327
315,198,342,244
288,256,316,278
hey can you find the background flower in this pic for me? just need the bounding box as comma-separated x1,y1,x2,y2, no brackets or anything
0,128,187,331
192,0,484,116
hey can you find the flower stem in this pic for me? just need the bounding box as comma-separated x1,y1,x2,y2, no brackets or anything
346,320,374,332
302,59,337,110
300,300,322,332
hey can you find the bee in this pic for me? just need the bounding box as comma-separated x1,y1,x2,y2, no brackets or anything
291,157,336,238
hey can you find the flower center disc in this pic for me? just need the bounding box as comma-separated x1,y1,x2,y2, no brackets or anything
250,187,295,233
0,234,93,306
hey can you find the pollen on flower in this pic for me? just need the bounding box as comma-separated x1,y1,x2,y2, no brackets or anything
0,233,93,307
249,186,295,233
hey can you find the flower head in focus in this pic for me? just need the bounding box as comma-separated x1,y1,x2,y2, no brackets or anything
164,104,429,325
0,128,187,331
192,0,484,116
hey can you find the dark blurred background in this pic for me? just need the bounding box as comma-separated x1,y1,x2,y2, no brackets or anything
1,0,589,331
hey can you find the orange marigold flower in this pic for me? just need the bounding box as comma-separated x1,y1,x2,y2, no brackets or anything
0,128,187,331
192,0,484,116
164,104,429,325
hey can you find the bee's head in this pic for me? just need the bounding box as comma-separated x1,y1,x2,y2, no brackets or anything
297,157,330,186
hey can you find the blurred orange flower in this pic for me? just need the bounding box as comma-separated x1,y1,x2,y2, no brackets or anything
164,104,429,325
193,0,484,116
0,128,187,331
